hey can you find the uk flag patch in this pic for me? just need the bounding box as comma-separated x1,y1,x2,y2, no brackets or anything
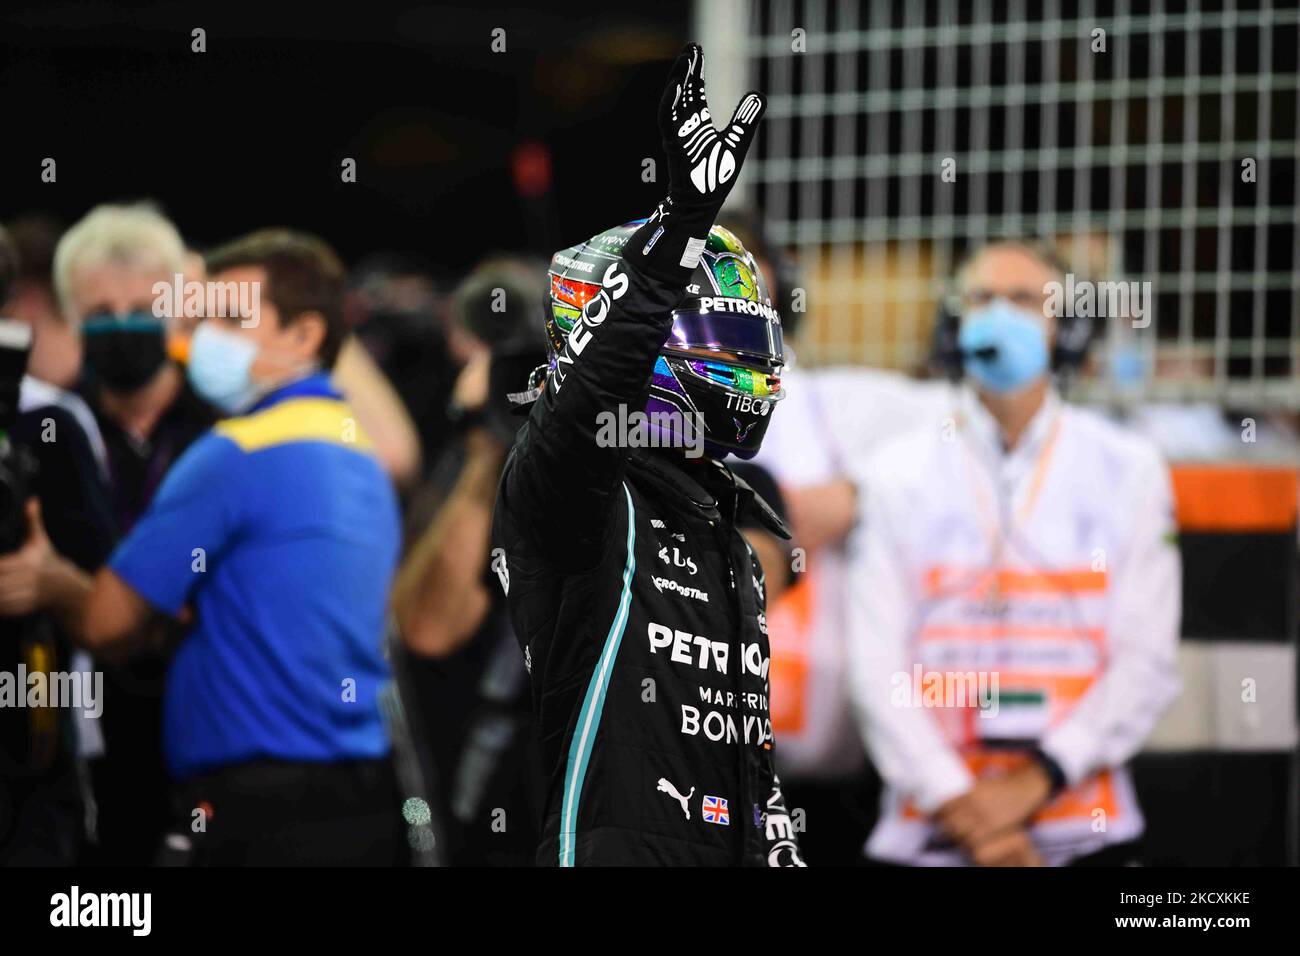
702,795,729,826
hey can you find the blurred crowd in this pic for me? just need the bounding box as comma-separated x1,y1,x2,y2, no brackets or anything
0,200,1293,867
0,202,555,865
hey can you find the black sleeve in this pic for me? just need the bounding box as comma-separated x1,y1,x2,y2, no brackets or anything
499,260,686,570
16,405,117,571
496,44,766,572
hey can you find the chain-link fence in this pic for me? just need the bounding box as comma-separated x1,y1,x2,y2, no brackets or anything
704,0,1300,409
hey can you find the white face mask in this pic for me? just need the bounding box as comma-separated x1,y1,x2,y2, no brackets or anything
185,322,262,414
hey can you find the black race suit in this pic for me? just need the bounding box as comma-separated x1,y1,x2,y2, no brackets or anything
491,250,803,867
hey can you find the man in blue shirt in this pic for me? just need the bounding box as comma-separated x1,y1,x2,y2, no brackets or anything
18,230,406,864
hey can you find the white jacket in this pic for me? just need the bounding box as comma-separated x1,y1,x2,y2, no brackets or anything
845,386,1182,865
753,365,949,779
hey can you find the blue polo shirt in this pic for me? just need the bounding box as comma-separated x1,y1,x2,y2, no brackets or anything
110,373,401,779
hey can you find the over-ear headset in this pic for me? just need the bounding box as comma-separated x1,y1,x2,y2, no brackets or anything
927,239,1094,383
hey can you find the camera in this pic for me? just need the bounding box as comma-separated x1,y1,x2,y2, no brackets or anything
0,320,37,556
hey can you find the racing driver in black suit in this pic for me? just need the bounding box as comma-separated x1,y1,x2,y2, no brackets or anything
492,44,804,866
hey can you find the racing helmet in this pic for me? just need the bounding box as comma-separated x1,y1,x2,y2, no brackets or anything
545,221,785,460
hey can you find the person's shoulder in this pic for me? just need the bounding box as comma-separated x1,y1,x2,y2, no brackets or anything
855,422,947,496
13,402,95,461
807,366,953,441
165,426,247,480
16,400,75,432
1060,400,1164,463
21,375,86,416
809,364,926,394
1062,401,1167,476
130,427,243,510
212,396,375,458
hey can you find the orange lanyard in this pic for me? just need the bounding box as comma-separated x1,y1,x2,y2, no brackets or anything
950,410,1062,609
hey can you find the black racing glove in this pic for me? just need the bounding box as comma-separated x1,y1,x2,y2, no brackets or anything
629,43,767,285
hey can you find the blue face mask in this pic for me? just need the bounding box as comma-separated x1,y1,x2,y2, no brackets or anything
186,322,262,414
958,299,1049,394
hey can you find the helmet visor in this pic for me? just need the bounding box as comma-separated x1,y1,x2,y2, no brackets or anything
665,306,784,368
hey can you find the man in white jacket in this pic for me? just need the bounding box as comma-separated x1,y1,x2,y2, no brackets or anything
846,241,1182,866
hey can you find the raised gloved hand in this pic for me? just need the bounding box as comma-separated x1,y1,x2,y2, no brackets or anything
630,43,766,283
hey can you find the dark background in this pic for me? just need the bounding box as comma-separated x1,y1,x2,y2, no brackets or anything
0,0,691,273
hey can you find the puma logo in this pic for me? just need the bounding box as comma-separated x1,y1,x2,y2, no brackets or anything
657,777,695,819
